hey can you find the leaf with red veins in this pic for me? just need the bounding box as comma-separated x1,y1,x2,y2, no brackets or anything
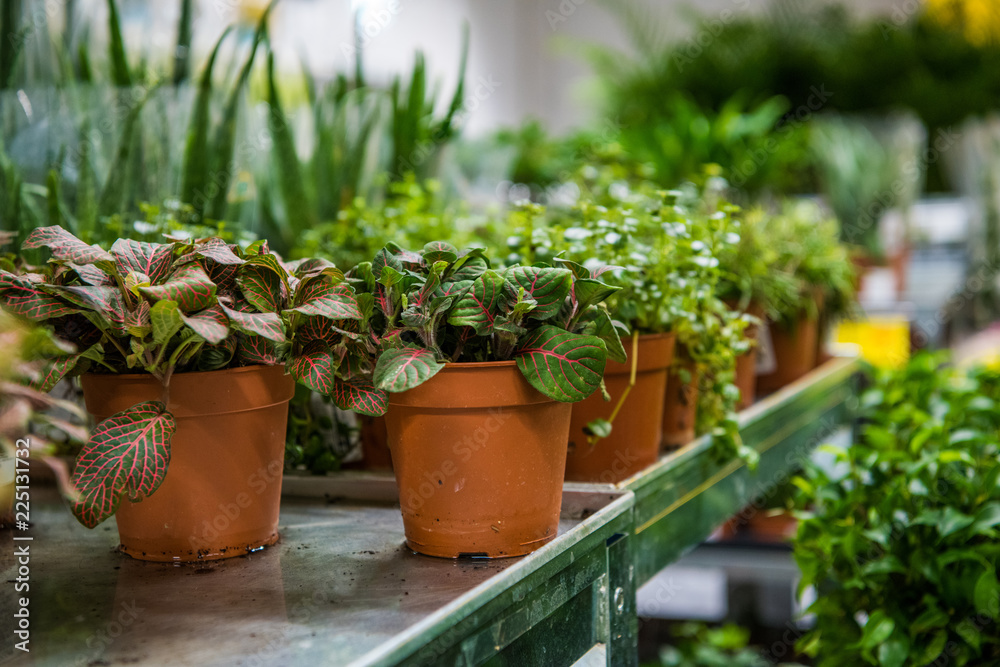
138,263,217,312
110,238,175,284
0,271,79,321
181,305,229,344
515,325,606,402
238,334,281,365
68,262,114,286
219,302,285,343
373,347,444,393
287,341,338,394
23,226,114,266
332,378,387,416
446,270,505,335
69,402,175,529
177,238,244,266
286,277,362,320
30,354,83,392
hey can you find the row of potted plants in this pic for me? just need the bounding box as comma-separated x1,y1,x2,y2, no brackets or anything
1,178,856,562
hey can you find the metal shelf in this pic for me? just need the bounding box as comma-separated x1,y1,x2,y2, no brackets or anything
10,353,861,666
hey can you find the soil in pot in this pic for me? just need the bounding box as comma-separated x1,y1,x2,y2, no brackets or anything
727,301,764,411
662,350,699,450
565,333,675,483
385,361,572,559
756,310,819,395
81,365,295,562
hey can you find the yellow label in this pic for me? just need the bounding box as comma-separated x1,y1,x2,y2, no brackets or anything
835,317,910,369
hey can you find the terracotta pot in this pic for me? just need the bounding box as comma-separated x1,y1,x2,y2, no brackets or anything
566,333,675,483
747,511,798,542
385,361,571,559
662,349,699,449
81,365,295,562
727,301,765,410
756,310,819,394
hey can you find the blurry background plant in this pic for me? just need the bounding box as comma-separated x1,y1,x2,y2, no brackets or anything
792,354,1000,667
643,621,802,667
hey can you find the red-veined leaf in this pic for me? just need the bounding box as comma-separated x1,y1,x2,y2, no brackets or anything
515,325,606,402
30,354,83,392
238,259,286,313
422,240,458,265
238,334,281,365
177,238,244,266
287,341,338,394
23,226,114,266
287,278,362,320
138,263,217,312
110,238,175,283
67,262,113,286
219,302,285,342
0,271,79,321
69,401,175,528
447,270,505,335
181,304,229,344
332,378,388,416
124,301,151,337
373,347,445,393
507,266,572,320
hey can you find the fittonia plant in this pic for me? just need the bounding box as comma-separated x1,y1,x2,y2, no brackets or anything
348,241,624,402
0,226,376,528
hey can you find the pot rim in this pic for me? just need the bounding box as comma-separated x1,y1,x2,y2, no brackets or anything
82,363,284,381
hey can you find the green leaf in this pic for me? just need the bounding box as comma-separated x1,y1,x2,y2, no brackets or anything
287,278,362,320
181,305,229,344
573,278,620,311
422,241,459,265
70,401,175,528
150,300,184,346
287,341,339,395
22,225,114,266
515,325,607,402
29,355,82,393
332,378,389,417
139,263,217,312
974,569,999,620
220,303,286,343
877,631,909,667
591,309,627,364
912,605,949,633
916,630,947,665
584,418,613,439
507,266,572,320
447,270,506,335
972,503,1000,534
238,334,281,365
553,257,591,280
860,611,894,650
238,262,284,313
374,347,445,393
178,238,244,267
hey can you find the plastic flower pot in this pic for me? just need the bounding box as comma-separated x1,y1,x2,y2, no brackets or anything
662,348,699,449
385,361,572,559
728,301,764,411
756,310,819,395
80,365,295,562
566,333,675,483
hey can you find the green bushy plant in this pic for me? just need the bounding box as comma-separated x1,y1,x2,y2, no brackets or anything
793,354,1000,666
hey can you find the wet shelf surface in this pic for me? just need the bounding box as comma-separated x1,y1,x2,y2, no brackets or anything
1,490,605,667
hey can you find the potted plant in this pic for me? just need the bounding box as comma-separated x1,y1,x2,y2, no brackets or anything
348,240,619,558
792,354,1000,667
0,226,374,561
755,201,856,393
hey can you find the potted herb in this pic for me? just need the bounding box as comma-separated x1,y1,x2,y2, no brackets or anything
350,240,619,558
754,201,856,393
0,226,372,561
793,355,1000,666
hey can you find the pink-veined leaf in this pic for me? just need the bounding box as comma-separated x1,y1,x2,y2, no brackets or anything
238,258,286,313
69,401,175,529
373,347,445,393
287,341,338,394
446,270,505,335
181,305,229,344
138,263,217,312
238,334,281,365
110,238,175,283
422,240,458,265
30,354,83,392
286,278,362,320
219,302,285,343
0,271,79,321
177,238,244,266
67,262,113,286
23,226,113,266
515,324,606,402
507,266,572,321
332,378,388,416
